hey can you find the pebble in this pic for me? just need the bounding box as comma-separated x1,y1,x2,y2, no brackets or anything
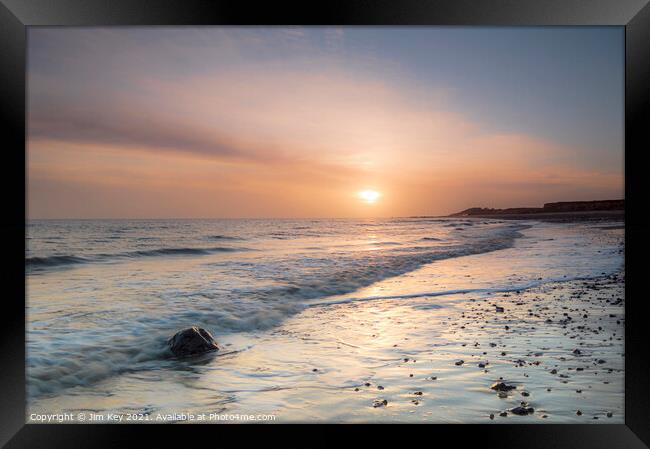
510,406,534,416
490,382,517,392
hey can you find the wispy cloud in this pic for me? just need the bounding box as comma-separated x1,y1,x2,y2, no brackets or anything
27,28,623,218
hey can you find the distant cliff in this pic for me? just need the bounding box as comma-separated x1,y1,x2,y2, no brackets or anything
450,199,624,217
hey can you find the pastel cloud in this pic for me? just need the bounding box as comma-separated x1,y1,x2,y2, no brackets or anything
27,28,623,218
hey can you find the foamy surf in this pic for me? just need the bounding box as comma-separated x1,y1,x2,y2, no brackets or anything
26,245,251,272
307,273,616,308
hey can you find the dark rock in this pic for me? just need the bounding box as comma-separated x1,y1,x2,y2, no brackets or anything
373,399,388,408
499,411,508,417
455,360,465,366
495,306,504,313
576,410,583,416
167,326,219,357
490,382,516,392
510,406,534,416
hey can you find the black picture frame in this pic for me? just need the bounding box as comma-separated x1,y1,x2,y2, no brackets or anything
1,0,649,447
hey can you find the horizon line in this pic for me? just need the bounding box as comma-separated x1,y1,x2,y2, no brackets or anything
26,215,450,221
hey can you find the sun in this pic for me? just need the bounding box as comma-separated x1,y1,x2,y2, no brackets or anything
357,190,381,204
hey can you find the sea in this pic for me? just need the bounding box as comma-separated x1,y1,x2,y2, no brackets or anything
26,217,624,419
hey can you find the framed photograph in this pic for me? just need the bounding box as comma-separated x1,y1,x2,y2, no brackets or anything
1,0,649,447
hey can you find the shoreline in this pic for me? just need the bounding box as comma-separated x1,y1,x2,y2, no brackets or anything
27,221,625,423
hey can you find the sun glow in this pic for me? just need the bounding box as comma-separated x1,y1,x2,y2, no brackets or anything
357,190,381,204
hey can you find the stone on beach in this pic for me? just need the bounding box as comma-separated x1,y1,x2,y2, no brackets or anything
490,382,517,392
510,406,534,416
167,326,219,357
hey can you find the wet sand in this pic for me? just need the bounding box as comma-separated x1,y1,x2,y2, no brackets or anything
252,269,625,422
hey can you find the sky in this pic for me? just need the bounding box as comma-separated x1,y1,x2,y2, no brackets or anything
27,27,624,219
